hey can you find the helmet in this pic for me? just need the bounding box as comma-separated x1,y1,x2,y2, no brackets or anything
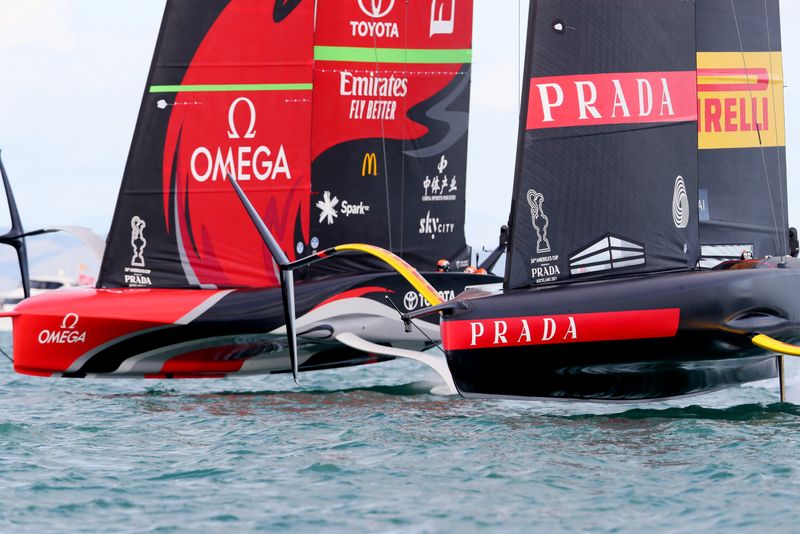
740,250,754,260
436,259,451,272
475,268,488,275
463,265,477,273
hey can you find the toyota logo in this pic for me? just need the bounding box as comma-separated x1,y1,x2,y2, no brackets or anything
403,291,419,310
357,0,395,18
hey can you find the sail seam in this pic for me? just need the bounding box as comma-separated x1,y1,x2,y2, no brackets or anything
313,46,471,64
149,83,313,93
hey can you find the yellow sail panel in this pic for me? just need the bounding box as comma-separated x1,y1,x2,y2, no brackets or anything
697,52,785,150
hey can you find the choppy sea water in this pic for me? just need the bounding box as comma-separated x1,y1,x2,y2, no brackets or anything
2,333,800,533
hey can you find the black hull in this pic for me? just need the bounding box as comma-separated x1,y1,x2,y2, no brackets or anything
442,260,800,401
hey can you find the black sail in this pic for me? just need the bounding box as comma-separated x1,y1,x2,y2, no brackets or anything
505,0,699,290
697,0,787,264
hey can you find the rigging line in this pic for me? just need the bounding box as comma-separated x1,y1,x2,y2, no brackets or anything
763,0,787,253
517,0,522,106
399,1,410,260
730,0,783,255
383,293,445,354
373,4,393,252
0,346,12,364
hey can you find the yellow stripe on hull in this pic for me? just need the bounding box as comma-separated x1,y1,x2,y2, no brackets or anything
752,334,800,356
333,244,444,306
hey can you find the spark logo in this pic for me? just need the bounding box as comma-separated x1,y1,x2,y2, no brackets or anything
190,97,291,182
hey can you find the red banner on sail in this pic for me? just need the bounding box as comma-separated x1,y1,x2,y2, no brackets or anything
527,71,696,130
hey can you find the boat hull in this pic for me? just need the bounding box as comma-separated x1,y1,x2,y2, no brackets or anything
11,271,496,378
441,260,800,400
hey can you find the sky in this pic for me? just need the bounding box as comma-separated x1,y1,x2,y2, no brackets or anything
0,1,798,257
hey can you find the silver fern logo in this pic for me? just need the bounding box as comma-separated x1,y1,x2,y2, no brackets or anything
672,176,689,229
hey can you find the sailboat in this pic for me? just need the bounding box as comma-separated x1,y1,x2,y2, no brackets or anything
229,0,800,402
4,0,497,381
430,0,800,401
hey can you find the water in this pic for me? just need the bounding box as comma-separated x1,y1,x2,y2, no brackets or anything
1,334,799,533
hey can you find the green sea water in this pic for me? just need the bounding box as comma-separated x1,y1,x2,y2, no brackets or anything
1,333,799,533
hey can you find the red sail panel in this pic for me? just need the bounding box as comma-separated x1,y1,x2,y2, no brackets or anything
526,71,697,130
98,0,314,289
309,0,474,272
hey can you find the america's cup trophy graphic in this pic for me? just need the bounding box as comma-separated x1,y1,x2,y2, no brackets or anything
130,216,147,267
527,189,551,254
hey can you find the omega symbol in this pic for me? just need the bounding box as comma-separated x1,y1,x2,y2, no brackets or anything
60,313,80,330
227,97,257,139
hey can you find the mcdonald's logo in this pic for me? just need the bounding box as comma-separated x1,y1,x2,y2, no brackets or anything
362,152,378,176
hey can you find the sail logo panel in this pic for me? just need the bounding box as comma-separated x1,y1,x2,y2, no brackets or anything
527,71,697,130
697,52,785,150
310,0,473,273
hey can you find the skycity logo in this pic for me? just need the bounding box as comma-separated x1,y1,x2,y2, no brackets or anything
419,211,455,240
38,313,87,345
190,97,291,182
352,0,399,38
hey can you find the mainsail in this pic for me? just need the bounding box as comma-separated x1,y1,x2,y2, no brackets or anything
505,0,699,289
98,0,474,290
697,0,787,264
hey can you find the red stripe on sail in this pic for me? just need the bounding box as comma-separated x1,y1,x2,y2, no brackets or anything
442,309,680,351
697,68,770,92
527,71,696,130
